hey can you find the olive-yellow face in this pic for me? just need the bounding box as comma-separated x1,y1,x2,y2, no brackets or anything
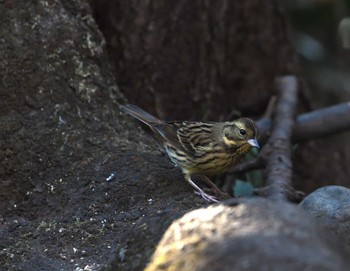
222,118,259,149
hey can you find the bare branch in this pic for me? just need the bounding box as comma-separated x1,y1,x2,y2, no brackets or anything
256,76,298,201
257,102,350,143
293,102,350,141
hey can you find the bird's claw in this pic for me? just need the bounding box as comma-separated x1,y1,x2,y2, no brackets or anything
194,191,218,203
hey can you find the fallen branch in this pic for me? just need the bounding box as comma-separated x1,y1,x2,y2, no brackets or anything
257,102,350,143
257,76,299,201
229,76,305,202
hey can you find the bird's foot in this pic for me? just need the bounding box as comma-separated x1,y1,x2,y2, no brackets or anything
194,190,218,203
185,175,219,203
203,187,231,200
200,175,231,200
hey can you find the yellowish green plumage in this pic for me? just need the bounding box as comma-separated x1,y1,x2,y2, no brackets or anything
121,104,259,202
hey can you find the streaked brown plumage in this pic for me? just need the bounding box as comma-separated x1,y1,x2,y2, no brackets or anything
121,104,259,202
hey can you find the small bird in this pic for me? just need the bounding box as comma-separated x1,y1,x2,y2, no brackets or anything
121,104,259,202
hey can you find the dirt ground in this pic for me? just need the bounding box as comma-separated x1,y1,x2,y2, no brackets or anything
0,100,209,271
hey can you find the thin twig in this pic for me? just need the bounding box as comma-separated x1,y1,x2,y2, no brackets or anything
229,157,265,173
263,96,277,118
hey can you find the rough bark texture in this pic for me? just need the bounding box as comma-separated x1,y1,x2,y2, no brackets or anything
255,76,301,202
91,0,298,120
0,1,201,270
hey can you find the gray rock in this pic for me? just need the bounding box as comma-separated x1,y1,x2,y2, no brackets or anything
145,198,350,271
299,185,350,245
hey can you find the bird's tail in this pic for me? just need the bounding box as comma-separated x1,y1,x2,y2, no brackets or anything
120,104,162,127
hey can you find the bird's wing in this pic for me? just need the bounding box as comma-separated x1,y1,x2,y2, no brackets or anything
152,121,214,156
173,122,214,156
150,122,182,150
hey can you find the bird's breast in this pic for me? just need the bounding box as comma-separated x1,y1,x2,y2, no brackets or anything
164,143,251,176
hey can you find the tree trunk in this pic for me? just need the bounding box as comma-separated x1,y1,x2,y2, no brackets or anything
91,0,298,120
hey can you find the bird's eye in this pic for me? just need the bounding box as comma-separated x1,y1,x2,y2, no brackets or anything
239,129,246,135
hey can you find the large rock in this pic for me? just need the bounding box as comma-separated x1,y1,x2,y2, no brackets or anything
146,198,350,271
299,185,350,246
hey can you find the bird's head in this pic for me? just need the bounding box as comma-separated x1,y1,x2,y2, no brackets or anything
222,118,259,150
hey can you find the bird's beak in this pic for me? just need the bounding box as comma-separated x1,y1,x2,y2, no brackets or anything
247,138,260,149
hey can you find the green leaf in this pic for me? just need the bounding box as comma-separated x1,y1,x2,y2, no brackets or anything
233,180,255,198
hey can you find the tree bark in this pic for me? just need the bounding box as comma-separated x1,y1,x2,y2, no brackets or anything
0,1,192,270
91,0,298,120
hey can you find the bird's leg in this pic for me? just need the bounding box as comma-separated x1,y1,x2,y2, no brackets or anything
184,174,218,203
200,175,231,199
200,175,223,194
